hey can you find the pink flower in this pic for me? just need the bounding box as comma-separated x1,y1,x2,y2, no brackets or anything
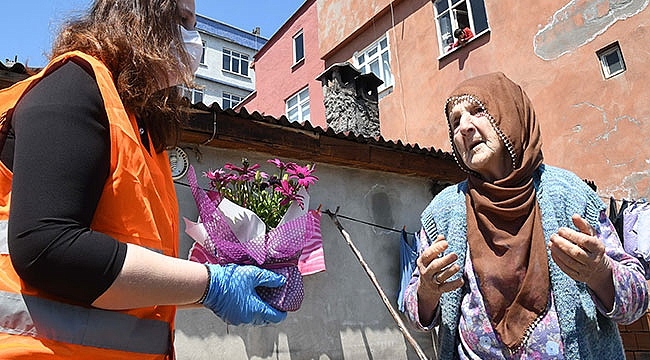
204,157,316,229
204,168,232,188
205,168,226,181
224,160,260,175
256,171,269,180
225,159,260,182
275,180,304,209
268,158,288,170
286,163,318,189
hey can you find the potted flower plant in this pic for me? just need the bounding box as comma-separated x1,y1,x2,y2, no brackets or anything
184,158,324,312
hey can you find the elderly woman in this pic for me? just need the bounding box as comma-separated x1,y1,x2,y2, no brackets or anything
403,72,648,359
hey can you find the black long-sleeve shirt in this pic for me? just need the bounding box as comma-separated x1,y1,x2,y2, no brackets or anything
4,61,128,305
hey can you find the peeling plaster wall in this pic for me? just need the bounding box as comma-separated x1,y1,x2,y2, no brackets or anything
172,146,438,359
534,0,649,60
318,0,650,201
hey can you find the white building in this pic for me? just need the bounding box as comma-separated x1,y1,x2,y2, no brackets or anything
188,14,267,109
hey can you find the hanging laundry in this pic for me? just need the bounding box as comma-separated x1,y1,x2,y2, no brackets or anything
397,229,420,312
609,197,618,226
622,201,650,279
613,199,630,242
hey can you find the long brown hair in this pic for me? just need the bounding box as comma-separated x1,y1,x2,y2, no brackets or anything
51,0,194,152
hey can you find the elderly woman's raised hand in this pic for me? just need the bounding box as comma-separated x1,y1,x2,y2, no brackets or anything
550,214,614,309
416,235,464,324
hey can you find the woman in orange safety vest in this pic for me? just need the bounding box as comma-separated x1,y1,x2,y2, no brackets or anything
0,1,286,359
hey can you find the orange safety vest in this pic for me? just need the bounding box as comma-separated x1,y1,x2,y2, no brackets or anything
0,51,179,359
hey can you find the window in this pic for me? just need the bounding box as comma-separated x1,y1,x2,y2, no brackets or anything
354,35,393,92
200,40,206,65
286,87,310,123
597,42,626,79
222,92,242,109
434,0,489,54
193,89,203,104
180,86,204,104
293,30,305,64
222,48,249,77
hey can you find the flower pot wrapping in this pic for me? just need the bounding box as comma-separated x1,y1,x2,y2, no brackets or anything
185,166,322,312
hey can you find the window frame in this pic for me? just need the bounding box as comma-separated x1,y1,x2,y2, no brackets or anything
222,48,250,77
285,86,310,123
180,86,204,104
433,0,489,56
354,34,393,94
193,88,204,104
293,30,305,65
199,40,206,65
222,91,242,109
597,42,626,79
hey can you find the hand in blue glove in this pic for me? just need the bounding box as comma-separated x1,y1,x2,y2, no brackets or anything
203,263,287,325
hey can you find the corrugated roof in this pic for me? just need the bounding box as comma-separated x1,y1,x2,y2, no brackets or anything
183,101,464,182
0,61,28,74
0,61,40,89
196,14,268,51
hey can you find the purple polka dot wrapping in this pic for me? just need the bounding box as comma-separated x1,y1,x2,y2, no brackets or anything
187,166,321,312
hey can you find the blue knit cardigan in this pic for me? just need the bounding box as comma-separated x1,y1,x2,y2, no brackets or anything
421,165,624,360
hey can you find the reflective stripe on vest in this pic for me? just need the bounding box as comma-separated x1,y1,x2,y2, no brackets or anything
0,291,170,354
0,220,6,254
0,222,169,355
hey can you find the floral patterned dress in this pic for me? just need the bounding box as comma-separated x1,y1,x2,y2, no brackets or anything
404,210,648,359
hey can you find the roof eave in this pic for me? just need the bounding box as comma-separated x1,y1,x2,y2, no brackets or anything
180,105,464,182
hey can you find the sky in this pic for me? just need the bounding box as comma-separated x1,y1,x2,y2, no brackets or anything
1,0,306,67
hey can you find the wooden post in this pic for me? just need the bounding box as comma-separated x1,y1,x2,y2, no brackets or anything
325,208,429,360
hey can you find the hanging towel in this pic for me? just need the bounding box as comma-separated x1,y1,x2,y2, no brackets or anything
397,230,419,312
623,201,650,261
622,201,650,279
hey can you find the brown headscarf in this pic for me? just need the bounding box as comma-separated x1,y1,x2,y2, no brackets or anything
445,72,548,350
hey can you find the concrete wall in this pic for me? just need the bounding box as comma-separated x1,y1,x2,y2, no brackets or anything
317,0,650,202
171,145,438,359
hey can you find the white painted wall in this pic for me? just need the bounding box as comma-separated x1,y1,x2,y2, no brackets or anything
195,31,259,108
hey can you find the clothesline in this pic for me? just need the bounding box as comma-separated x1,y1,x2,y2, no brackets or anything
601,195,647,204
329,212,415,236
582,178,644,204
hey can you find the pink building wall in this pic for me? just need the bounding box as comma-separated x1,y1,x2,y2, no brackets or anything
317,0,650,201
238,0,326,129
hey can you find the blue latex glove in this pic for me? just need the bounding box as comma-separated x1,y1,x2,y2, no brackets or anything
203,263,287,325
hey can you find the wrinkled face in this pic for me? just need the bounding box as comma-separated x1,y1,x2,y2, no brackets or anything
177,0,196,30
449,100,509,181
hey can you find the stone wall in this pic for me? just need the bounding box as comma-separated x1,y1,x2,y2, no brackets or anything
318,63,382,138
